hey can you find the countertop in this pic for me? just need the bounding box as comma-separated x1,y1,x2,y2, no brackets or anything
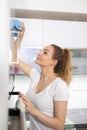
64,108,87,129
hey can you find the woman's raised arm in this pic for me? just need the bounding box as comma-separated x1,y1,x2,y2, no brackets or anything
10,21,33,76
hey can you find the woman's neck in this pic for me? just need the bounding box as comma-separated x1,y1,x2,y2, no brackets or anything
40,67,57,81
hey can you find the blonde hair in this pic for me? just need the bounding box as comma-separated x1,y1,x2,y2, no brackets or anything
51,44,72,85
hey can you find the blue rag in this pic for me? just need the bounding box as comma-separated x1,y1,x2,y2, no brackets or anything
10,20,22,31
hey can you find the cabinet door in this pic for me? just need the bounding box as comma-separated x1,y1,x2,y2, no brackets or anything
43,20,87,48
15,18,43,48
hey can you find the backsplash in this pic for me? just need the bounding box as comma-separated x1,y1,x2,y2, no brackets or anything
71,49,87,75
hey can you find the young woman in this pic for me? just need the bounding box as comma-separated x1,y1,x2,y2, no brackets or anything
11,21,72,130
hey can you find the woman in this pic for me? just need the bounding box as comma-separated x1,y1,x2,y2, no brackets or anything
11,21,72,130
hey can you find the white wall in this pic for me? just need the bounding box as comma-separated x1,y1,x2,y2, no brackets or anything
9,0,87,14
0,0,9,130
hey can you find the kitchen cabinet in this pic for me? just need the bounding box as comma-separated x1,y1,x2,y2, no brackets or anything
68,90,87,109
68,76,87,109
10,18,87,49
12,18,43,48
43,20,87,48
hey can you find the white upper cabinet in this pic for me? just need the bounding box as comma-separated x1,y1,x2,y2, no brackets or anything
11,18,87,49
15,18,43,48
43,20,87,49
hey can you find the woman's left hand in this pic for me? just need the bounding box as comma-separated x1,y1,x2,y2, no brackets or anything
19,92,38,116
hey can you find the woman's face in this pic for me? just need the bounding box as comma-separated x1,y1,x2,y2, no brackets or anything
35,45,56,67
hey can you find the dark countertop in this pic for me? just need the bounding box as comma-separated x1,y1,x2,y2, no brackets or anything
64,108,87,129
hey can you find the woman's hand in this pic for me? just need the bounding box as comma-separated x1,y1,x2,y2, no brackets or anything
15,21,25,47
19,92,39,116
10,21,25,62
18,21,25,45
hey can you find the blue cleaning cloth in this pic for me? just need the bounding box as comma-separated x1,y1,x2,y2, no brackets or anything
14,20,22,31
10,20,22,31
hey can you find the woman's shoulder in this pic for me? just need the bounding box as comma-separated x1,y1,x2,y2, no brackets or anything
52,78,69,101
30,67,40,79
54,77,67,86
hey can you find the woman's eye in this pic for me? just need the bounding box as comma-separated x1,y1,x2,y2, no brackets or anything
43,51,48,54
